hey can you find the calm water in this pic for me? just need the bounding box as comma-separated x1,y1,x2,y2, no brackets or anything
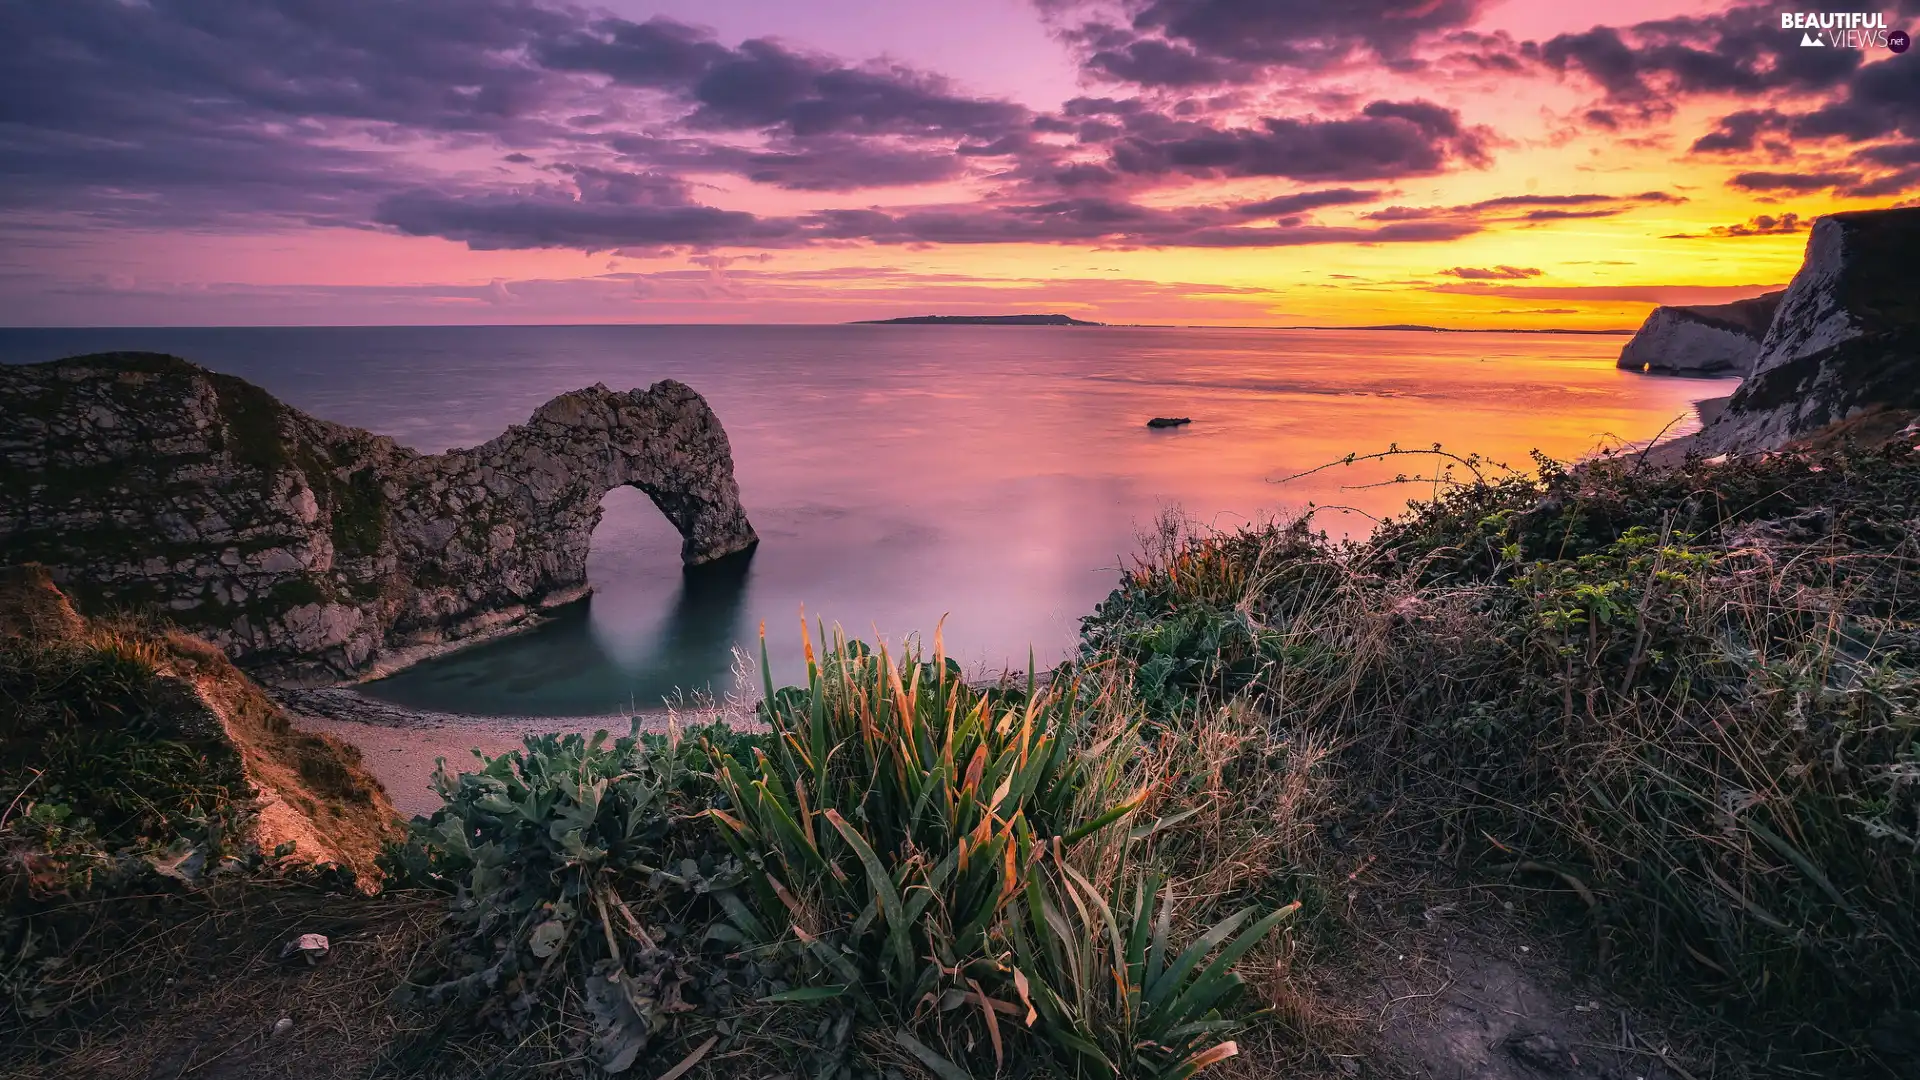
0,325,1733,715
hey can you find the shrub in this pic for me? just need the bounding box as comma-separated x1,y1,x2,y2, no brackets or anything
706,625,1295,1078
1079,517,1348,725
393,721,760,1072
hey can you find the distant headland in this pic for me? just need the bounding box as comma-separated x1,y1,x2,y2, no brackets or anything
853,313,1104,326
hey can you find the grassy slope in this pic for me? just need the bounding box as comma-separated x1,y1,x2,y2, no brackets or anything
1,564,399,886
1082,436,1920,1072
2,564,414,1074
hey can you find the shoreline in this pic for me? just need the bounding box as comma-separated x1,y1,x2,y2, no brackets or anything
330,582,593,687
272,388,1732,818
275,687,757,817
275,669,1043,817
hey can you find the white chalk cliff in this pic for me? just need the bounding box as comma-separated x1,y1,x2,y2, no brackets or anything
1698,208,1920,451
1616,292,1783,376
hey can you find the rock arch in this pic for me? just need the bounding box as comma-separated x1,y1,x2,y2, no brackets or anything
379,381,760,672
0,353,758,682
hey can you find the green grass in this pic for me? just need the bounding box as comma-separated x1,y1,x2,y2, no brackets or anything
1,628,251,886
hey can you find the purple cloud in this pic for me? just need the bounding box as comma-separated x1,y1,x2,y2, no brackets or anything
368,187,1480,252
1364,191,1683,223
374,189,802,250
1233,188,1384,217
1691,109,1792,153
1728,171,1862,192
1663,212,1807,239
1047,0,1487,85
1537,5,1865,105
538,17,1028,139
1105,100,1489,181
13,0,1839,269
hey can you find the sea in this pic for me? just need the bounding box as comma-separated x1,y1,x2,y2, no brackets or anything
0,325,1736,717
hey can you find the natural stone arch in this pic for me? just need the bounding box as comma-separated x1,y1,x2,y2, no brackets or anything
0,354,758,682
376,378,760,676
397,379,757,583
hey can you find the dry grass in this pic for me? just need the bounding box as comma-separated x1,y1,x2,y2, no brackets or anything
0,564,400,887
1078,441,1920,1076
1126,702,1357,1080
1,883,444,1080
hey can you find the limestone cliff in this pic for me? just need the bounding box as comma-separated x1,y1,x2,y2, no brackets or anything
0,353,758,682
1616,291,1783,375
1698,208,1920,451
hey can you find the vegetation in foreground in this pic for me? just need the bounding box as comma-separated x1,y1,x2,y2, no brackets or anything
1084,440,1920,1071
0,564,401,1072
4,432,1918,1079
387,630,1300,1079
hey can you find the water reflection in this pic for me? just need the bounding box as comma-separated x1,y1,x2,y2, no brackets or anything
634,548,755,699
366,545,755,716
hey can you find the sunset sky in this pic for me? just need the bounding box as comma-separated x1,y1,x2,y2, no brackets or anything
4,0,1918,328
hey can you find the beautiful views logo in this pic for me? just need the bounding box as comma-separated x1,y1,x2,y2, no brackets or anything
1780,11,1909,49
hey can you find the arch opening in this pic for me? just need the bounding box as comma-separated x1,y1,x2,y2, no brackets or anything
584,485,755,702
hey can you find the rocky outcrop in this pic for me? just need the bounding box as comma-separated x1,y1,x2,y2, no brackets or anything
1616,291,1783,375
1699,208,1920,451
0,353,758,682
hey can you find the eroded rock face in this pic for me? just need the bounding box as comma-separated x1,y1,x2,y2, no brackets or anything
1700,208,1920,451
1616,291,1783,375
0,353,758,682
2,565,403,884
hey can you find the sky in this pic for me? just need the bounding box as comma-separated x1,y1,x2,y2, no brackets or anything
3,0,1918,328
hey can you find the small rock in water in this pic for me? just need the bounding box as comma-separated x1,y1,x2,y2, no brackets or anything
279,933,330,965
1145,416,1192,429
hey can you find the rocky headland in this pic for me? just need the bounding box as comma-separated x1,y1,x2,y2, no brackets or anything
1615,290,1783,375
0,353,757,684
1697,207,1920,450
1621,206,1919,451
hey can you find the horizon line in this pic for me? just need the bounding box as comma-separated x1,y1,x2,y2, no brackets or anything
0,321,1642,335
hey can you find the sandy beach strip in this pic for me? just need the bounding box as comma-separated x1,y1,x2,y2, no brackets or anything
276,665,1047,819
274,687,756,819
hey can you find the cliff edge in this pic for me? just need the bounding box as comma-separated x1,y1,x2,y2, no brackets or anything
1699,207,1920,451
0,354,759,682
1615,291,1783,375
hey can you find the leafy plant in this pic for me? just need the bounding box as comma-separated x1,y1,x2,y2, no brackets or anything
1010,866,1299,1079
395,721,746,1072
709,626,1127,997
706,624,1290,1077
